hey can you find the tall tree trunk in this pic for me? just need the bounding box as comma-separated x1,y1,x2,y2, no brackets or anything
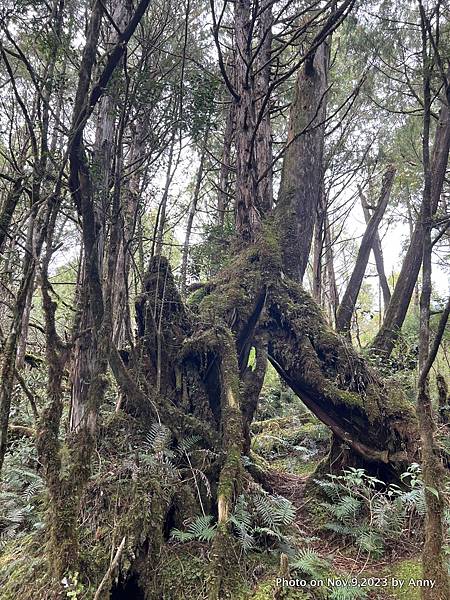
0,178,23,253
0,256,35,473
336,167,395,335
312,188,327,306
15,279,34,371
113,116,146,346
255,0,273,213
155,134,176,256
437,373,449,425
181,130,209,296
406,195,420,309
372,98,450,357
324,213,339,326
217,103,234,227
70,0,128,430
276,40,329,282
37,0,152,575
234,0,260,242
415,17,450,596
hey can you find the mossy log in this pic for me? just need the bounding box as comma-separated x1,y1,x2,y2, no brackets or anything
265,277,418,476
187,227,419,477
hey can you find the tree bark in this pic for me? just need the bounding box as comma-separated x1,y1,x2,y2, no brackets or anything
234,0,260,242
37,0,152,575
0,178,23,254
0,258,35,473
312,190,326,305
415,21,449,595
217,103,234,227
181,129,209,296
437,373,449,425
155,133,176,256
323,212,340,326
255,0,274,214
276,40,329,282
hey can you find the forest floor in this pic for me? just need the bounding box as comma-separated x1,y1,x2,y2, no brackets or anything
245,406,424,600
0,395,427,600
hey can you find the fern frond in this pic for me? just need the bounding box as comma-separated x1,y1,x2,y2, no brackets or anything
187,515,217,542
177,435,201,455
145,424,171,453
291,547,331,578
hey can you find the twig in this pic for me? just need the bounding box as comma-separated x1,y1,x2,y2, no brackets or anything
93,536,126,600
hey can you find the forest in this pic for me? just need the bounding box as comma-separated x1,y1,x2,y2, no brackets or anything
0,0,449,598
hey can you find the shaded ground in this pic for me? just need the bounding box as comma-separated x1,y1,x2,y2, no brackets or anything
250,410,423,600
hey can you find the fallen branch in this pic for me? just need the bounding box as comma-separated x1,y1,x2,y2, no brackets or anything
93,536,126,600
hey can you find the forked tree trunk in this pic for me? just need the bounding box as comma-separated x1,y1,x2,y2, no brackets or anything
336,167,395,335
121,230,418,599
359,187,391,311
178,229,419,479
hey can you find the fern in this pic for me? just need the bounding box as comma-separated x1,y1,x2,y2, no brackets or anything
252,525,283,540
291,547,331,578
316,466,427,557
145,423,172,454
329,587,368,600
171,515,217,543
0,460,45,542
230,495,252,530
235,526,255,551
253,492,296,528
229,489,296,552
355,529,384,557
176,435,202,455
322,495,361,523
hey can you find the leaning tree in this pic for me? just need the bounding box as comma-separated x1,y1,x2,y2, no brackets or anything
3,1,449,599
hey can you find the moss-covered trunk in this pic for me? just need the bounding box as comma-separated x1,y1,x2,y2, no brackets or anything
105,227,420,598
188,227,418,478
265,276,418,477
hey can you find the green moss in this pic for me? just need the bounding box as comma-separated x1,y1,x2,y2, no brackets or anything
155,545,312,600
388,558,422,600
186,285,209,308
271,457,320,476
243,578,309,599
251,413,328,461
0,535,58,600
156,544,254,600
217,447,242,500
